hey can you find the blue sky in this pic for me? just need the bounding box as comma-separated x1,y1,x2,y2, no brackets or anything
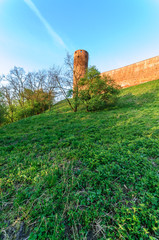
0,0,159,75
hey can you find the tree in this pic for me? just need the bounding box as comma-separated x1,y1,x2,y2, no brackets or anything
79,66,120,111
48,64,74,111
0,85,15,122
48,53,77,112
0,91,7,125
64,52,79,112
0,67,55,122
5,67,26,107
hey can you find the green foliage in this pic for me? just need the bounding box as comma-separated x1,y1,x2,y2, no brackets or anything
79,66,120,111
0,92,7,125
3,89,54,123
0,104,6,125
0,80,159,239
15,88,54,120
1,67,55,123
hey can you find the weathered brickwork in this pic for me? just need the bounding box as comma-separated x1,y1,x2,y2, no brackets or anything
73,50,89,89
73,50,159,89
101,56,159,88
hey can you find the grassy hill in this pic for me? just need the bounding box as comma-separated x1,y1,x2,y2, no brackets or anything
0,80,159,240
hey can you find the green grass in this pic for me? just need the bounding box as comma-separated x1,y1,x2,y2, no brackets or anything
0,80,159,240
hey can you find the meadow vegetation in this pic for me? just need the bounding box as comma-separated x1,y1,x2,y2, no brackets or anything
0,80,159,239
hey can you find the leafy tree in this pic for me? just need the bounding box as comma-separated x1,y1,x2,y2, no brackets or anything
79,66,120,111
15,88,54,120
0,85,16,122
0,91,7,125
0,67,55,123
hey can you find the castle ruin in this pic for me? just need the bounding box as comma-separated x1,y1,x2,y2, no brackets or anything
73,50,89,90
73,50,159,89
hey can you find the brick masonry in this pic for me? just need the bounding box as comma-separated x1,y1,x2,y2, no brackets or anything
101,56,159,88
73,50,89,89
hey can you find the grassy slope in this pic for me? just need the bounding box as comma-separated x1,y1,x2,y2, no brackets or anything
0,80,159,240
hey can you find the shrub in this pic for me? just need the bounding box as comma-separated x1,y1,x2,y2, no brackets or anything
14,89,54,120
79,66,120,111
0,92,7,125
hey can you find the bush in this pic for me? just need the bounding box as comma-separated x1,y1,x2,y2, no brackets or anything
0,93,7,125
79,66,120,111
14,89,54,120
0,105,6,125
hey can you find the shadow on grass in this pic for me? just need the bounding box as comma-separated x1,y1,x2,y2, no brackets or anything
117,91,158,109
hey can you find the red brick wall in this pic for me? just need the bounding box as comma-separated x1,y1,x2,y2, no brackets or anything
101,56,159,88
73,50,89,88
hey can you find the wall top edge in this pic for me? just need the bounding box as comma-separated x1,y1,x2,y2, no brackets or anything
102,55,159,74
74,49,89,54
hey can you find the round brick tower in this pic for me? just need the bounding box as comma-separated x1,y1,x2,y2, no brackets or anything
73,49,89,91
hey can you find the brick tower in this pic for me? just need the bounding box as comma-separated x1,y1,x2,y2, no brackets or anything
73,49,89,91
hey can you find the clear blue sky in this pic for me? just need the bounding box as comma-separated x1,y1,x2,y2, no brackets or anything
0,0,159,75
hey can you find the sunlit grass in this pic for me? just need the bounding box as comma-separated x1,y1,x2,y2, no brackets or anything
0,80,159,239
